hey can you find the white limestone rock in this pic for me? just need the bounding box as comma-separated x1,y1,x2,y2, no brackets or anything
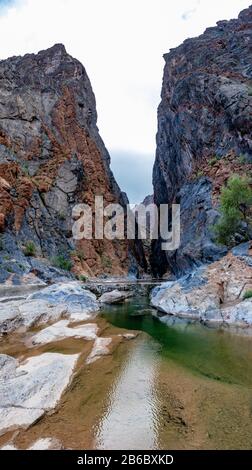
99,290,132,304
0,299,67,335
28,282,100,321
0,352,79,435
86,337,112,364
31,320,98,345
0,282,100,335
28,438,63,450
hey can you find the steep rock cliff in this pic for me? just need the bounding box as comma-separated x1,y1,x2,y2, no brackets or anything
151,6,252,277
0,44,145,282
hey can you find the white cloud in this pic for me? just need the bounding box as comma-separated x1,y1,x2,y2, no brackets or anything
0,0,250,200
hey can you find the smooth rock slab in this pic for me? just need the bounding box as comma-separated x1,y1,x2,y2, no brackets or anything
31,320,98,345
99,290,132,304
0,408,44,437
0,299,68,335
0,282,100,335
86,337,112,364
0,352,79,435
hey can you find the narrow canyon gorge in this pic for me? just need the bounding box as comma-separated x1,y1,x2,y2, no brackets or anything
0,4,252,452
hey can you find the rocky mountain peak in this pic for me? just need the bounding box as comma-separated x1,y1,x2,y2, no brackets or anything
151,6,252,277
0,44,146,282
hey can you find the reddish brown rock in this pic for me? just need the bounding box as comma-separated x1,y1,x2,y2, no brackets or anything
0,44,146,277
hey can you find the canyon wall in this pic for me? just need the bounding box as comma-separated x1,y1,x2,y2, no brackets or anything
0,44,145,281
151,6,252,277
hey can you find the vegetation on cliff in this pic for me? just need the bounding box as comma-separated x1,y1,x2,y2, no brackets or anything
215,175,252,246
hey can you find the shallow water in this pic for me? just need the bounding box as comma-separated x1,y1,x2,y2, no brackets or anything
95,337,160,450
98,297,252,449
4,295,252,450
102,297,252,388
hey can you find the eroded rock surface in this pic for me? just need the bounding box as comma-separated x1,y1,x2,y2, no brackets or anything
0,44,145,280
0,352,79,435
0,282,99,335
151,246,252,329
28,281,100,320
151,6,252,277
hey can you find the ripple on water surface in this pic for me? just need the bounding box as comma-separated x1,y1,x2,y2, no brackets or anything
95,337,160,450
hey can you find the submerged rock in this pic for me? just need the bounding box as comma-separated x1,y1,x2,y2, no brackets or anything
31,320,98,345
1,437,63,450
121,333,138,340
0,352,79,436
99,289,132,304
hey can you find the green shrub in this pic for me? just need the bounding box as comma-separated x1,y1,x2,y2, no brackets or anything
6,266,14,273
72,249,85,261
209,157,218,167
23,241,36,257
58,211,66,221
22,163,30,176
243,290,252,300
238,154,247,164
101,254,112,269
79,274,87,282
247,86,252,97
214,175,252,246
52,254,73,271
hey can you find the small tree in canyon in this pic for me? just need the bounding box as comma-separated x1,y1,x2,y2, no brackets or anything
215,175,252,246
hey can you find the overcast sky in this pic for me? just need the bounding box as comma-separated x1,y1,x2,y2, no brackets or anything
0,0,250,202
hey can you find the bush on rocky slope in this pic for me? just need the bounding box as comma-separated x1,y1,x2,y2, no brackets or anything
214,175,252,246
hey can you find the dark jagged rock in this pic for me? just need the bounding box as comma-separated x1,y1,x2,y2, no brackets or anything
0,44,146,281
151,6,252,277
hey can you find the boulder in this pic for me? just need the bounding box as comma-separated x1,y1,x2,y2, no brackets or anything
0,299,68,335
151,251,252,329
99,289,132,304
28,282,100,321
0,282,100,335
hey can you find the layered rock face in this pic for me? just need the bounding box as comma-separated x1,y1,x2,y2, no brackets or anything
151,6,252,277
151,242,252,331
0,44,145,280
